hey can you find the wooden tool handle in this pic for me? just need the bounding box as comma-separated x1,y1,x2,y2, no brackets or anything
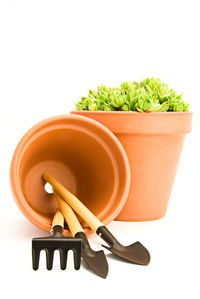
43,173,103,232
52,209,64,228
54,191,84,237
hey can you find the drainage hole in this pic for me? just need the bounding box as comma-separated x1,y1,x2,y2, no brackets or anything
44,182,53,194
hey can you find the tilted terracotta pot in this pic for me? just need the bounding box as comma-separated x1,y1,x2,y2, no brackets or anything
10,115,130,235
71,111,192,221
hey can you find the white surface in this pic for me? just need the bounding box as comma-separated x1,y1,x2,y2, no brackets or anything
0,0,200,298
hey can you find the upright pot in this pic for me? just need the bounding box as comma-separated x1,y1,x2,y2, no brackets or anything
71,111,192,221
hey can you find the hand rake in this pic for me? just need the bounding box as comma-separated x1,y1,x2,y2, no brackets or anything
32,209,82,270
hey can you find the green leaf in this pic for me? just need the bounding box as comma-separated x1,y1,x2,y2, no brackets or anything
121,104,129,111
111,94,126,108
150,103,162,112
160,101,169,112
89,103,97,111
104,104,116,111
74,78,189,112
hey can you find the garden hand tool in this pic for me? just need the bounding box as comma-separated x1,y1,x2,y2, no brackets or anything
54,191,108,279
43,173,151,265
32,209,82,270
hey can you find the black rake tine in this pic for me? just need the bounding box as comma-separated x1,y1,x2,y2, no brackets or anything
32,248,40,270
73,250,81,270
59,249,68,270
46,249,54,270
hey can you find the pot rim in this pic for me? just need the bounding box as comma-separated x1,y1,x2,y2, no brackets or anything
72,111,193,135
10,114,131,235
71,111,193,116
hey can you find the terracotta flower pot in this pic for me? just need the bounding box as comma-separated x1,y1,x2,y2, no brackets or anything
71,111,192,221
10,115,130,235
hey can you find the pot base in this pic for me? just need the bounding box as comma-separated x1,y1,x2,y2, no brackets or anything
23,160,77,218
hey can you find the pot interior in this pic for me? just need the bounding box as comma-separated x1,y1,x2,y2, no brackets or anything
18,126,119,231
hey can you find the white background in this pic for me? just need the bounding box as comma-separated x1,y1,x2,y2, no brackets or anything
0,0,199,298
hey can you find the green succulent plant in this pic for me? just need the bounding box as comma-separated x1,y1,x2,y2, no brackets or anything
75,78,189,112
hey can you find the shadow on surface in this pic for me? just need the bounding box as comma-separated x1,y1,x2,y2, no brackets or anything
3,217,49,240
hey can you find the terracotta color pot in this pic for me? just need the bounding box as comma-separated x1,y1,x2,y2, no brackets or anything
10,115,130,235
71,111,192,221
